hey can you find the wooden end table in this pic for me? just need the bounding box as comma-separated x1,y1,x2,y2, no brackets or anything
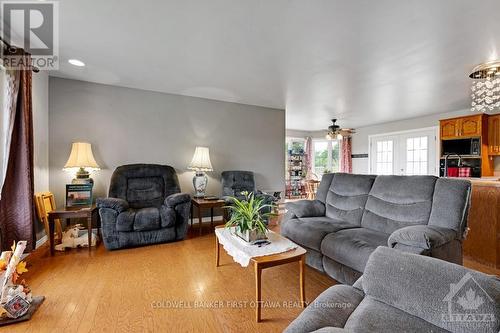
48,205,100,256
214,226,306,322
191,198,226,236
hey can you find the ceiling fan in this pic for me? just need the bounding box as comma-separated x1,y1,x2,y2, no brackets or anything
325,119,356,140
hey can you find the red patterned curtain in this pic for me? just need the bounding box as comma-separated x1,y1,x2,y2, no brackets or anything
340,136,352,173
0,51,35,251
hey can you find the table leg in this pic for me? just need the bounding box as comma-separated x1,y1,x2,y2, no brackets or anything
299,255,306,307
210,207,214,229
190,204,193,227
198,207,203,236
255,263,262,322
88,213,92,253
215,235,220,267
49,216,55,256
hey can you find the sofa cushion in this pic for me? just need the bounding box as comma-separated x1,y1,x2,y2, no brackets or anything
221,171,256,197
321,228,389,273
363,247,500,333
281,217,359,251
134,207,161,231
109,164,181,209
324,173,376,225
344,297,449,333
361,175,437,234
428,178,471,238
116,210,136,231
286,200,325,218
284,284,365,333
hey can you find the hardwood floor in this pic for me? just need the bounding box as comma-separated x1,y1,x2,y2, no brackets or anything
7,222,334,333
8,221,498,332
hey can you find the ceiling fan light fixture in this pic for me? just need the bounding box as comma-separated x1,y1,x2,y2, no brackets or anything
325,119,355,140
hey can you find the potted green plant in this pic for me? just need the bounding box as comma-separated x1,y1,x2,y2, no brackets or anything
224,191,275,243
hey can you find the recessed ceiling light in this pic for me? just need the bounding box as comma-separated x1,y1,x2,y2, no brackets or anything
68,59,85,67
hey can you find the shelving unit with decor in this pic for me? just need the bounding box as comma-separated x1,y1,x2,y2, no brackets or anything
286,147,306,199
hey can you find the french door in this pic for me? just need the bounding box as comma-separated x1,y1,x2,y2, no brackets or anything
370,128,438,176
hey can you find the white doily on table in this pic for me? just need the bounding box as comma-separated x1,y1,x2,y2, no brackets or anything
215,227,298,267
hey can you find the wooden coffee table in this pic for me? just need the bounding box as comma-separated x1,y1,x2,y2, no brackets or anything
214,226,306,322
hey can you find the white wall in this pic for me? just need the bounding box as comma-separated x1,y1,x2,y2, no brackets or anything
351,109,500,174
49,78,285,206
286,129,325,139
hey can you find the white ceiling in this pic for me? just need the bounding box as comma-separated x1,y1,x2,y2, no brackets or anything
44,0,500,130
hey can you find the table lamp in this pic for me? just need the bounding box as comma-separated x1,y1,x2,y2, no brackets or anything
187,146,213,198
63,142,100,184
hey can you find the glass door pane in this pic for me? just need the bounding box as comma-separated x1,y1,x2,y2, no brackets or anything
401,130,437,176
372,139,394,175
405,136,428,175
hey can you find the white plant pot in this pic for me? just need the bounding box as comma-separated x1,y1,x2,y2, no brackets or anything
235,227,267,243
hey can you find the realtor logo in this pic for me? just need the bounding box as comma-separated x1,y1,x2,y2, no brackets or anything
1,1,59,70
442,272,496,329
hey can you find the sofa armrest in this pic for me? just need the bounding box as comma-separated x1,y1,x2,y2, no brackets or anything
96,197,129,213
388,225,457,250
286,200,325,218
255,190,277,203
164,193,191,207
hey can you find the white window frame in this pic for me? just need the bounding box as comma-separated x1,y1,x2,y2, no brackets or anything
311,138,341,176
368,126,439,176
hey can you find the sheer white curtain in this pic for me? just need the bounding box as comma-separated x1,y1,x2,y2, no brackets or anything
0,66,20,198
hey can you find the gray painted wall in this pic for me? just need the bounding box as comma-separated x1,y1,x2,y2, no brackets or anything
49,78,285,206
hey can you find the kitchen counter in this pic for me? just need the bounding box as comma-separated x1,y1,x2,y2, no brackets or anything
448,177,500,187
462,181,500,269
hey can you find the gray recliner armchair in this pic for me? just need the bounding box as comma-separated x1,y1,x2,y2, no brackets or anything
221,170,277,218
97,164,191,250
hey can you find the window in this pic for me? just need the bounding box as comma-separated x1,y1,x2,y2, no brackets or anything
312,140,340,177
370,128,437,176
375,140,394,175
406,136,428,175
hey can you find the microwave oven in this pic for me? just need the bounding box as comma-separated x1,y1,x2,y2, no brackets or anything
441,138,481,156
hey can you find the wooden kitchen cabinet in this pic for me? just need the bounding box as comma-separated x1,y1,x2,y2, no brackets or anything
440,114,484,139
459,115,482,137
439,114,493,176
488,114,500,155
440,119,460,139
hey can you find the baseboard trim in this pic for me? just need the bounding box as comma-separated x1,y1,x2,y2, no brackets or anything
36,235,48,249
191,215,225,224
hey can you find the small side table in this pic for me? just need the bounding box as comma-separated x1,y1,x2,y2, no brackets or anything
191,198,226,236
48,205,100,256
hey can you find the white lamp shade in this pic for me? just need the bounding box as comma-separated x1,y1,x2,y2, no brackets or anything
63,142,100,170
188,146,213,172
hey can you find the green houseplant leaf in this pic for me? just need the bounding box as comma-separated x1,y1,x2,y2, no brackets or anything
224,191,277,241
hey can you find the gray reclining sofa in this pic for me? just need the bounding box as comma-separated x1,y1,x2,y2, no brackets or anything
285,246,499,333
281,173,471,285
